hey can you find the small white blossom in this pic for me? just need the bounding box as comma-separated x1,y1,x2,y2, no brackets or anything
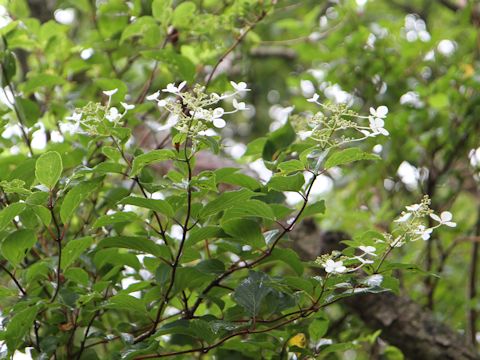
103,88,118,97
307,93,320,103
163,81,186,94
230,81,250,92
157,99,167,108
414,225,433,240
121,102,135,111
395,212,412,222
370,105,388,119
406,203,422,212
359,245,376,256
364,274,383,287
146,91,161,101
324,259,347,274
232,98,246,110
430,211,456,227
369,117,389,136
66,112,82,122
106,107,121,122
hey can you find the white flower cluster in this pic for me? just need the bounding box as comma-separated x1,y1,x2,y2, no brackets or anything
298,93,389,147
320,196,457,275
65,88,135,135
145,81,249,134
395,201,456,241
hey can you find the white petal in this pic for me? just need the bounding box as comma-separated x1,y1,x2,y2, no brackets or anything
377,105,388,117
178,81,187,91
369,107,376,116
440,211,453,222
121,102,135,110
444,221,456,228
103,89,118,96
146,91,160,101
429,213,442,222
213,118,226,128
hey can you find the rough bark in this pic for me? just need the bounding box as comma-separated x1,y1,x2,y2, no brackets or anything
290,220,479,360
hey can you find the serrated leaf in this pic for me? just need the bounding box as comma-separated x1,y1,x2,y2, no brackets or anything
324,148,380,169
130,149,176,177
233,271,272,317
0,202,26,231
268,173,304,192
35,151,63,189
1,229,36,267
97,236,168,258
60,178,102,224
118,196,174,217
278,159,305,173
222,200,275,221
200,189,256,218
61,236,93,270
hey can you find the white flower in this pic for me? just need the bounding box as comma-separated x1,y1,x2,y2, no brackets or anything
213,107,224,118
414,225,433,240
121,102,135,111
103,88,118,97
395,212,412,223
232,98,246,110
307,93,319,103
364,274,383,287
359,245,376,256
370,105,388,119
157,99,167,108
324,259,347,274
354,256,374,264
146,91,161,101
406,203,422,212
230,81,250,92
430,211,456,227
66,112,82,122
106,107,121,122
369,117,389,136
163,81,186,94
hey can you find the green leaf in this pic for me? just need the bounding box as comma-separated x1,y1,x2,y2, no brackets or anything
1,229,37,267
309,316,329,340
278,159,305,173
262,121,296,161
171,2,197,29
105,294,147,314
186,226,223,246
64,267,90,286
118,196,174,217
233,271,272,316
324,148,380,169
200,189,256,218
35,151,63,189
301,200,326,219
266,248,304,275
142,50,196,82
5,305,39,351
97,236,168,258
61,236,93,270
221,219,265,248
195,259,225,274
22,74,65,94
60,178,102,224
130,149,176,177
222,200,275,221
152,0,173,23
268,173,305,192
0,202,26,231
92,212,141,228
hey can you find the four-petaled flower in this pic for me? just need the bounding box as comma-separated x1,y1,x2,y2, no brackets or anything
430,211,456,227
370,106,388,119
146,91,161,101
369,117,389,136
324,259,347,274
230,81,250,92
359,245,376,256
307,93,320,103
163,81,187,94
106,107,121,122
232,98,246,110
103,88,118,97
414,225,433,240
